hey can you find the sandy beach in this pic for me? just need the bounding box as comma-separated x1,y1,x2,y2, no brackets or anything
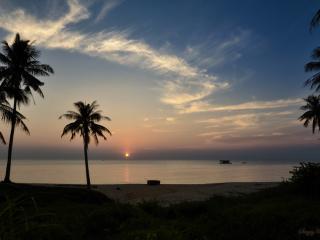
95,182,279,205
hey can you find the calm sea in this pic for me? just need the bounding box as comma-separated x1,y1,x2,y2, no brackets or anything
0,159,302,184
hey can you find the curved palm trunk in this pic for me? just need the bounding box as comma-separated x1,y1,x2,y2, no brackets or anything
4,98,17,183
83,135,91,189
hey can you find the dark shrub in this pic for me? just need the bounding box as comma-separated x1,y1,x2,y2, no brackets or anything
289,162,320,195
0,196,69,240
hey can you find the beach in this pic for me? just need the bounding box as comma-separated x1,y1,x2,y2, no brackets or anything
95,182,278,205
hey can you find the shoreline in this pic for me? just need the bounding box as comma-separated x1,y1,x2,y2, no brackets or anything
30,182,279,205
97,182,279,204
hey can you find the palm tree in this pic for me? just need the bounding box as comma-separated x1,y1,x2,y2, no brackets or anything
299,95,320,133
60,101,111,189
0,33,54,183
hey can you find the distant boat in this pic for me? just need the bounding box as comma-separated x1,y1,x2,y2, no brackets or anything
219,160,232,164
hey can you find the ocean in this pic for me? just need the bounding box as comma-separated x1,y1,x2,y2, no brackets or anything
0,159,301,184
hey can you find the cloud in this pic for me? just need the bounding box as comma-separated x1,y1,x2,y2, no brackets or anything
94,0,123,23
0,0,225,109
151,128,176,133
185,29,252,69
199,114,259,130
197,110,298,144
161,79,228,105
177,98,302,114
0,0,89,48
0,2,199,77
165,117,175,122
199,111,294,129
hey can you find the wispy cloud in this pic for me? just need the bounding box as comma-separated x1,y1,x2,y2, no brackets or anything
0,0,225,109
177,98,302,114
185,29,252,69
197,110,299,145
198,111,294,129
94,0,123,23
160,79,229,105
165,117,175,122
0,1,198,77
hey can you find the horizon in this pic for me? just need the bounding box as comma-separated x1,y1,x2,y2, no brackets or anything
0,0,319,161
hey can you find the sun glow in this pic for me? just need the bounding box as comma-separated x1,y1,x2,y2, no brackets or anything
125,152,130,158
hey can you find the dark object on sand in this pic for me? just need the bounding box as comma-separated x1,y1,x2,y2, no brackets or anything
147,180,161,185
116,186,121,190
220,160,232,164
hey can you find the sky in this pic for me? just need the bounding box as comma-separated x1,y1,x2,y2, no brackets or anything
0,0,319,161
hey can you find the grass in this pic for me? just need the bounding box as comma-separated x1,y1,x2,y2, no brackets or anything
0,183,319,240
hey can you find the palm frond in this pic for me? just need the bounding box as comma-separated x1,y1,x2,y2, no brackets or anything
305,61,320,72
15,117,30,135
310,9,320,32
25,64,54,76
311,47,320,60
304,72,320,91
0,131,6,144
90,123,112,136
0,52,10,65
90,112,111,122
59,111,81,120
61,120,82,141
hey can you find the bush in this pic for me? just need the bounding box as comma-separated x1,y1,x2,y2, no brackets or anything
0,195,70,240
289,162,320,195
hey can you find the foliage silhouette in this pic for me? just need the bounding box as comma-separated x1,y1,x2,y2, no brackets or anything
289,162,320,196
0,33,54,183
304,47,320,91
310,9,320,32
299,95,320,133
0,87,29,145
60,101,111,189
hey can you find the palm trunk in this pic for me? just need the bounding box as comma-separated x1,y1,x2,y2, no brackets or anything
4,98,17,183
83,135,91,189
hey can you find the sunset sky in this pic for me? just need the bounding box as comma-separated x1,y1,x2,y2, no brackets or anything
0,0,319,160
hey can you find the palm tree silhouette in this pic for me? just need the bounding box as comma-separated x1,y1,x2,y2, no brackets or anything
60,101,111,189
304,47,320,91
299,95,320,133
0,33,54,183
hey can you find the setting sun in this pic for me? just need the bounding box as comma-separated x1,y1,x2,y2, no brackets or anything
125,153,130,158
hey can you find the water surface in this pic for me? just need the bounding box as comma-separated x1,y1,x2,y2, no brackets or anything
0,159,298,184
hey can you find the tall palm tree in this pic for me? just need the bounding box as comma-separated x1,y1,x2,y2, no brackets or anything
0,33,54,183
60,101,111,189
299,95,320,133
